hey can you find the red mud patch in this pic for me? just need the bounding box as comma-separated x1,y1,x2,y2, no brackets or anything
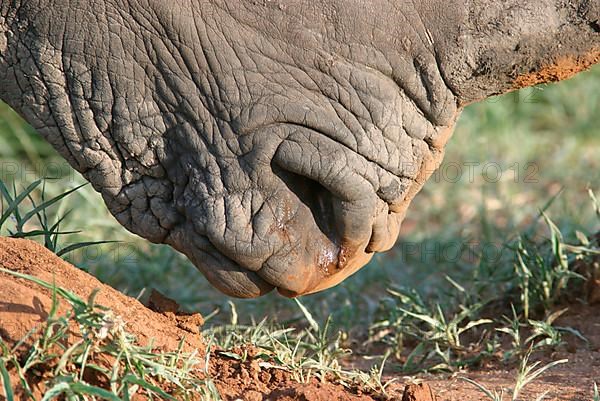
513,50,600,88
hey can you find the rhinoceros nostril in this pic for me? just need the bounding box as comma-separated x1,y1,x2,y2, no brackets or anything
271,164,339,244
268,154,390,295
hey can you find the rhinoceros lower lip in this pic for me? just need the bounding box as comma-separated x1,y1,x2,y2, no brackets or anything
276,244,372,297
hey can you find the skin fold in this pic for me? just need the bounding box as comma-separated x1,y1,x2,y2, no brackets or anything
0,0,598,298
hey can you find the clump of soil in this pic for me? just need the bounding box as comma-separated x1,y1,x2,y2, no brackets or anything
1,237,600,400
401,384,435,401
147,288,205,335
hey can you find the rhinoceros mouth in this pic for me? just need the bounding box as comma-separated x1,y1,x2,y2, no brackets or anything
254,127,412,296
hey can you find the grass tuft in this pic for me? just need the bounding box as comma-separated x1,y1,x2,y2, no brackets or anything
0,179,114,257
369,205,598,372
461,350,567,401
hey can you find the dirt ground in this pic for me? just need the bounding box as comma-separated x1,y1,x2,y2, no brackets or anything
0,237,599,400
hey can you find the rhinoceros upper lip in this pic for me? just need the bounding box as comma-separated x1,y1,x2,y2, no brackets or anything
256,120,414,210
290,122,412,178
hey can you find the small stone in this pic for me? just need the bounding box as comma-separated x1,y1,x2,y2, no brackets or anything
176,314,205,334
148,289,180,313
402,383,436,401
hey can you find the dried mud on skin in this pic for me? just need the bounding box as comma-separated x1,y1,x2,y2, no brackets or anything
1,237,600,400
513,49,600,88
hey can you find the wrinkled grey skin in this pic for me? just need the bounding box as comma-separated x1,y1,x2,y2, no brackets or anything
0,1,598,298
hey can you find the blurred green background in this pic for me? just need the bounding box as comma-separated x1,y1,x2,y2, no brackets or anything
1,66,599,327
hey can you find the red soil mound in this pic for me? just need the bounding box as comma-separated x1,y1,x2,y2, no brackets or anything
0,237,204,353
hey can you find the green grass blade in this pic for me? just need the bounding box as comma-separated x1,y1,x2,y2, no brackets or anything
0,358,15,401
536,188,564,220
0,180,41,227
122,374,178,400
295,299,319,333
534,390,550,401
57,240,118,258
541,212,567,269
521,358,568,388
589,189,600,220
40,381,69,401
0,180,15,205
66,381,122,401
16,183,87,232
399,308,443,331
460,377,499,401
10,229,83,238
0,267,87,309
46,210,74,236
